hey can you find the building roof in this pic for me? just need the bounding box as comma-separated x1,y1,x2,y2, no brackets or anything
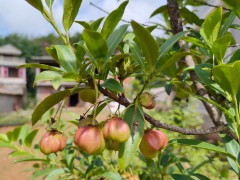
0,44,22,56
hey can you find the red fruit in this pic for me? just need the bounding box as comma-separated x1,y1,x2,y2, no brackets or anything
139,129,168,158
39,131,67,155
74,125,105,155
139,92,155,109
102,116,130,143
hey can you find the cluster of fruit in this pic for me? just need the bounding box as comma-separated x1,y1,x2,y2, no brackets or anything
39,92,168,159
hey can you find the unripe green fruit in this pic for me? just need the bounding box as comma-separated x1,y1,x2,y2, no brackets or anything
139,129,168,158
79,88,98,104
139,92,155,109
74,125,105,155
103,116,130,143
39,131,67,155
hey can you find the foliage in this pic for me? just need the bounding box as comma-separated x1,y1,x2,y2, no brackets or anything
1,0,240,179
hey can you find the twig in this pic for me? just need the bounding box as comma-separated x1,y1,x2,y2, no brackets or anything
193,0,230,11
89,2,171,32
97,83,231,135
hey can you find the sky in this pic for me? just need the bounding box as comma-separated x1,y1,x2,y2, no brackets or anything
0,0,166,38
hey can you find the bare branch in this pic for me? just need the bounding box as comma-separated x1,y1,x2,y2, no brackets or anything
194,0,230,11
89,2,171,32
97,83,231,135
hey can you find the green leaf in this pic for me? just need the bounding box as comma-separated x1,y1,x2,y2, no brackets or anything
75,21,92,29
171,174,195,180
18,63,63,72
192,173,211,180
101,1,128,39
194,63,226,96
180,7,203,26
131,21,158,72
157,52,193,72
107,24,128,57
26,0,44,13
183,36,207,48
90,17,104,31
222,0,240,18
46,45,77,72
170,139,236,161
229,49,240,64
24,129,39,147
82,30,108,58
101,78,124,93
200,7,222,45
129,42,145,71
63,0,82,33
119,105,145,170
34,71,62,88
150,5,167,18
101,172,123,180
212,61,240,98
45,168,66,180
212,35,231,63
158,31,188,60
45,0,54,9
223,135,240,174
219,12,236,38
32,88,80,126
12,126,22,141
0,134,9,142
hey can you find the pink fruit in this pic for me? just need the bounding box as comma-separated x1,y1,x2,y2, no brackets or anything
74,125,105,155
102,116,130,143
139,129,168,158
39,131,67,155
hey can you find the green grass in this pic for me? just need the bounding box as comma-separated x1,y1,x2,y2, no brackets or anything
0,109,32,126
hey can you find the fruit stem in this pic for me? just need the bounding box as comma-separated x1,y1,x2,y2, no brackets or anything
92,78,99,121
56,100,66,129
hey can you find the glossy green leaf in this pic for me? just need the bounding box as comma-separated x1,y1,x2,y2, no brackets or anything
183,36,207,48
82,30,108,58
24,129,39,147
158,31,188,60
101,1,128,39
32,88,81,126
0,134,9,142
223,135,240,174
101,172,123,180
90,17,104,31
213,61,240,98
34,71,62,87
119,105,145,170
26,0,44,12
18,63,63,72
222,0,240,18
229,49,240,64
101,78,124,93
170,139,236,161
46,45,77,72
200,7,222,45
212,35,231,63
131,21,158,71
219,12,236,38
75,21,92,29
63,0,82,33
107,24,128,57
12,126,22,142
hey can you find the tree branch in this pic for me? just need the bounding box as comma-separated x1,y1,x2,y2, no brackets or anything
97,83,231,135
194,0,230,11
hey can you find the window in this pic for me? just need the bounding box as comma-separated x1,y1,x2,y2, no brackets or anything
8,67,18,77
